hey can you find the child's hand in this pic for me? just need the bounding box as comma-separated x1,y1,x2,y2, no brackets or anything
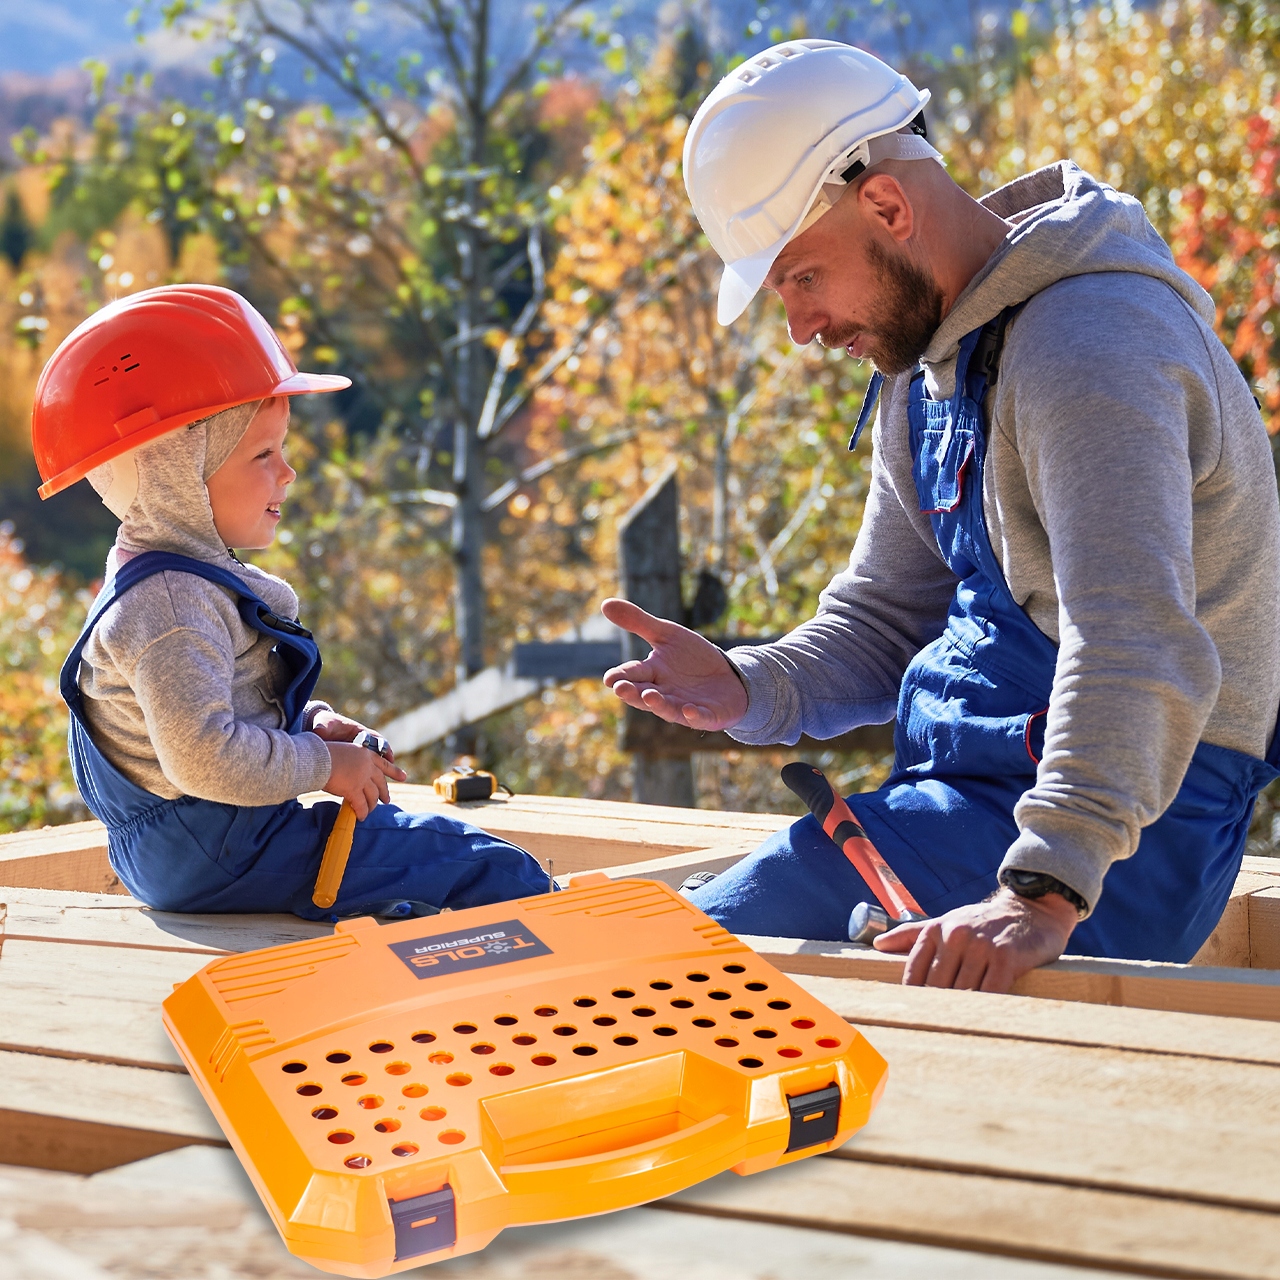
313,710,394,756
324,742,407,819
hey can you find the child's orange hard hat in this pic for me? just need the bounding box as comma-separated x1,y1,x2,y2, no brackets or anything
31,284,351,499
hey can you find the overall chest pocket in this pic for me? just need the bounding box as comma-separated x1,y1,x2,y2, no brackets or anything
913,419,975,515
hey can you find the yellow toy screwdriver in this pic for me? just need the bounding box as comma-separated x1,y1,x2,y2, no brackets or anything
312,729,393,910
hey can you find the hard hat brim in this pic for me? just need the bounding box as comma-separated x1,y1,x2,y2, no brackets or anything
37,371,354,500
273,371,353,395
718,246,781,326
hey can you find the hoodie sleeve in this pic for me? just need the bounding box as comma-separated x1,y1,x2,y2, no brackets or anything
84,571,334,806
129,620,334,805
726,385,957,745
995,275,1226,912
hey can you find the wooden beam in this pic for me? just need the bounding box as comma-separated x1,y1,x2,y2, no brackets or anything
621,716,896,758
0,889,331,955
0,1050,224,1174
1251,887,1280,970
744,935,1280,1022
0,821,121,895
792,973,1280,1066
837,1021,1280,1210
667,1154,1280,1280
376,660,547,754
0,939,207,1071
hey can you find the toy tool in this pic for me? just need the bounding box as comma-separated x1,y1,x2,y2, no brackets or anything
780,762,928,942
164,875,887,1277
313,731,393,910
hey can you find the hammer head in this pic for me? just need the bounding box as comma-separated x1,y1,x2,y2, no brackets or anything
353,729,392,758
848,901,891,945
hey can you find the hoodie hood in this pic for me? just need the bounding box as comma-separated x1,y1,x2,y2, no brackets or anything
922,161,1216,372
87,400,300,618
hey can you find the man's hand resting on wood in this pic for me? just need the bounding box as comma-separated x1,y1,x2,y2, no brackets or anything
601,598,749,731
873,887,1077,993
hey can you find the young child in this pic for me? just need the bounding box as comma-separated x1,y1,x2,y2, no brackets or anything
33,283,549,919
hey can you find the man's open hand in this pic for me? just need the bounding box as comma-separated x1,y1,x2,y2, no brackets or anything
601,598,749,731
873,887,1077,992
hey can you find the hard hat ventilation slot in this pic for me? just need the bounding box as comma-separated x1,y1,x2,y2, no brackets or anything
93,367,110,387
121,353,141,372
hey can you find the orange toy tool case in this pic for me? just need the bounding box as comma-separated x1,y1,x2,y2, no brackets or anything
164,875,888,1277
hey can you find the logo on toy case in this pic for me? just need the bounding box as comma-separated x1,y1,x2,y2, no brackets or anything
389,919,552,979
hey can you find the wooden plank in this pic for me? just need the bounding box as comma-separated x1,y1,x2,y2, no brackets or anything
562,843,750,890
1,1148,249,1231
746,934,1280,1022
0,939,205,1071
0,794,788,890
0,1050,224,1174
792,973,1280,1065
1252,887,1280,970
0,1150,1138,1280
0,890,331,955
1189,870,1280,967
835,1022,1280,1209
0,822,121,896
667,1155,1280,1280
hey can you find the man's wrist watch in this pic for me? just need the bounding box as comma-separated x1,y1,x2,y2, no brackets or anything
998,869,1089,918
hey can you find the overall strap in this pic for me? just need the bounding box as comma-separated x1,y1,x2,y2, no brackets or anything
59,551,311,714
847,303,1025,452
961,303,1026,407
848,372,884,452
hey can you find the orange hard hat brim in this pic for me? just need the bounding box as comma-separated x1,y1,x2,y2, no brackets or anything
37,372,352,500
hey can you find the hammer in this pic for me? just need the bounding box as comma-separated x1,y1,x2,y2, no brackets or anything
312,730,393,910
780,761,928,944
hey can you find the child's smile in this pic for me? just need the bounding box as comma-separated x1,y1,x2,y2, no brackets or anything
207,398,296,550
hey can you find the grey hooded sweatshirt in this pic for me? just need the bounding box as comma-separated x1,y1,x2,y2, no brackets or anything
77,405,334,806
726,162,1280,912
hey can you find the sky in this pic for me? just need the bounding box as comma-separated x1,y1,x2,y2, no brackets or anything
4,0,1007,81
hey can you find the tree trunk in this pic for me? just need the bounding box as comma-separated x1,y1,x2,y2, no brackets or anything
448,0,492,757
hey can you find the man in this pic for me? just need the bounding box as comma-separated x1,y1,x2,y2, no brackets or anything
601,39,1280,991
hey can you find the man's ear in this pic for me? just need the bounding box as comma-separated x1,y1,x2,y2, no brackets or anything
856,173,914,243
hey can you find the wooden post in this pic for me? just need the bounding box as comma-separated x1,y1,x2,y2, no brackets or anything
618,465,696,807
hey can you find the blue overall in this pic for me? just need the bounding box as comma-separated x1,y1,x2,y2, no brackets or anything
695,317,1280,959
62,552,550,920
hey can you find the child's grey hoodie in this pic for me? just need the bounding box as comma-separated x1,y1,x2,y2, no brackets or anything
77,406,333,805
726,162,1280,913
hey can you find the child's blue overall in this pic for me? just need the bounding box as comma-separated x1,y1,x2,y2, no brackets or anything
695,316,1280,960
61,552,549,920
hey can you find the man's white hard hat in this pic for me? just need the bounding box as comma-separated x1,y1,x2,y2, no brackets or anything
684,40,942,325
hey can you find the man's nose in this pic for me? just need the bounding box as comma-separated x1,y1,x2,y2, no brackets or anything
783,298,826,347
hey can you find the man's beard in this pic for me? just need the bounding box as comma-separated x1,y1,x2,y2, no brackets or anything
822,241,944,377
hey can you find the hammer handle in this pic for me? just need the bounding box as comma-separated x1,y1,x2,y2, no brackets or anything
781,762,925,923
312,801,357,910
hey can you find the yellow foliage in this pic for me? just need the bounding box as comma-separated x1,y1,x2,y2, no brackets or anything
939,0,1280,421
0,524,92,832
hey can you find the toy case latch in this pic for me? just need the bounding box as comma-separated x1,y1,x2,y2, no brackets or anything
785,1083,841,1152
390,1185,456,1260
